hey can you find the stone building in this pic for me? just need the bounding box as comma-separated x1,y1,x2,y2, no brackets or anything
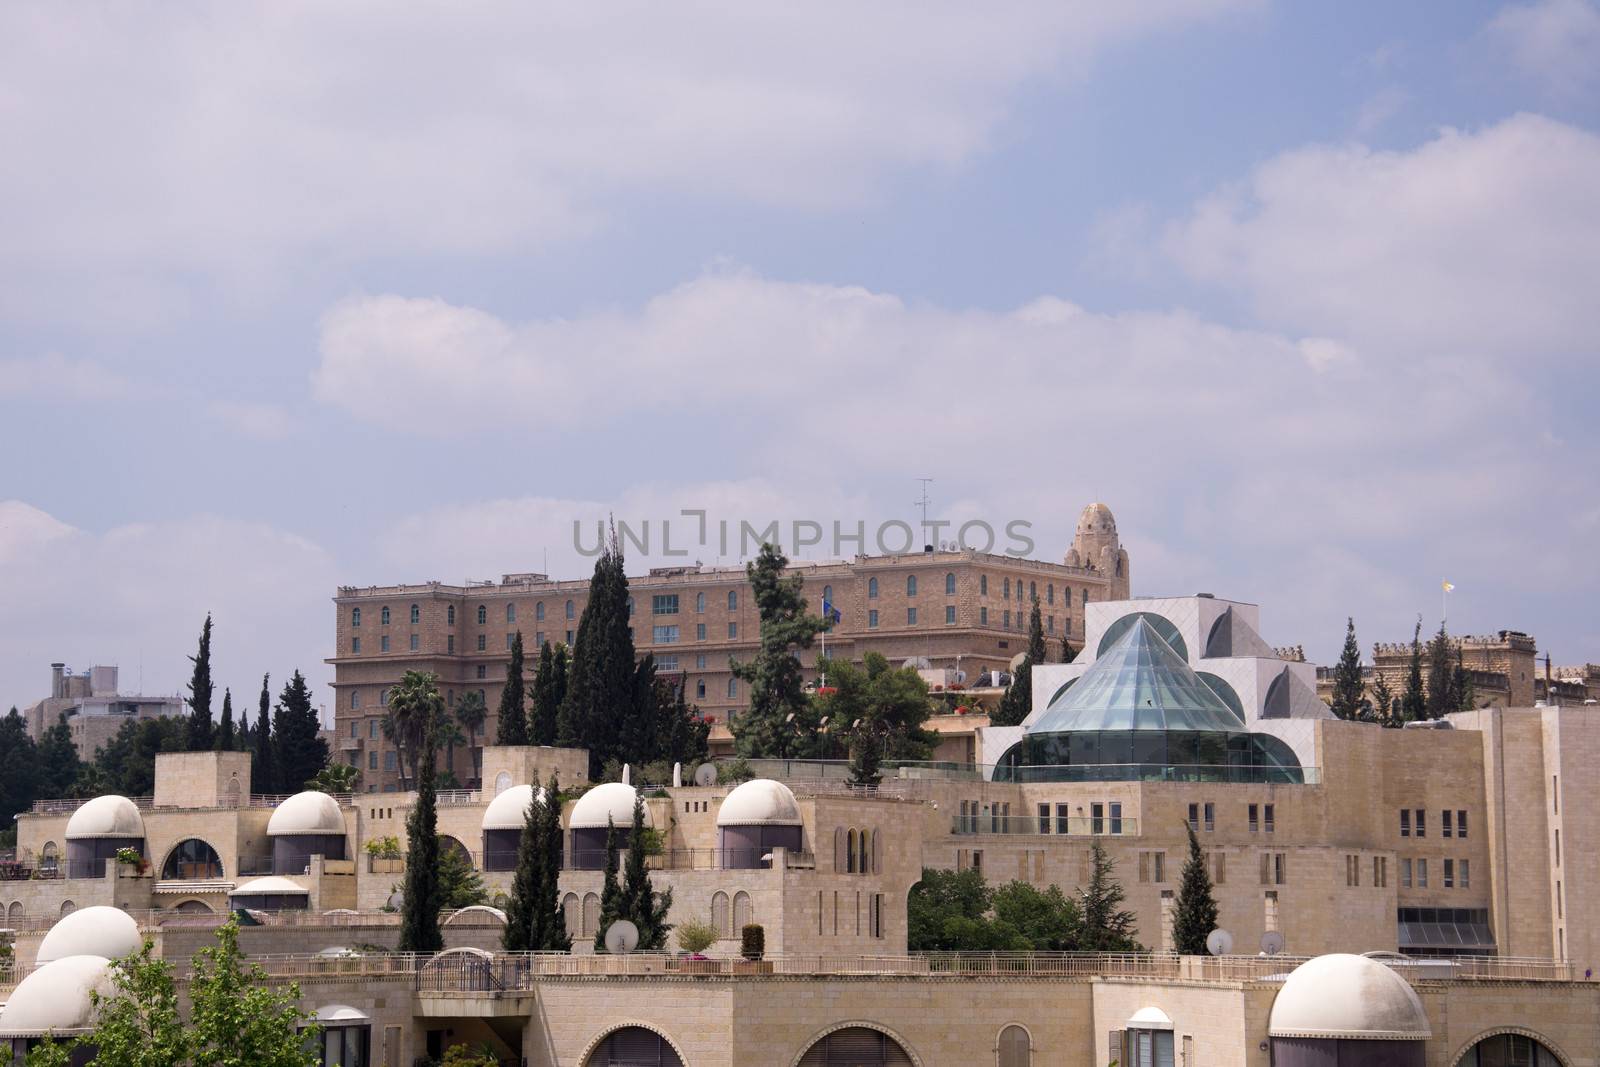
18,662,185,755
1314,629,1600,710
329,502,1132,791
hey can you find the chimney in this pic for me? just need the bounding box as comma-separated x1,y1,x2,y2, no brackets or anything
51,662,66,699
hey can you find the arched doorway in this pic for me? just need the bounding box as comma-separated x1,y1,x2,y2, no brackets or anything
1455,1031,1564,1066
797,1026,916,1067
174,899,214,914
161,839,225,880
584,1026,683,1066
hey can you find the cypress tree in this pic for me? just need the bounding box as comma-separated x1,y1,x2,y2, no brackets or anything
1455,647,1475,711
398,673,444,953
496,631,530,746
1329,617,1366,720
503,784,542,952
216,688,235,751
1400,618,1427,725
37,713,83,799
619,653,660,767
1425,622,1457,720
273,670,328,792
992,596,1046,727
1061,637,1077,664
0,709,42,830
186,614,216,751
253,674,274,793
1172,823,1219,955
1079,842,1140,952
538,772,569,951
729,542,826,759
593,819,623,952
530,641,559,746
559,532,636,778
618,793,672,950
1369,668,1396,728
551,643,569,720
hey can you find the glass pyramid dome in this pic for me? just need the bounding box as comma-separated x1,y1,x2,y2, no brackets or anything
1028,615,1247,734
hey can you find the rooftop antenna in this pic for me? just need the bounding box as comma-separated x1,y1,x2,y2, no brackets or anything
914,478,934,549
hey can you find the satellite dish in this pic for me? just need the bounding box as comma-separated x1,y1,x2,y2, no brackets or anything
694,764,718,788
953,670,967,684
1260,931,1285,956
621,764,631,785
604,919,640,955
901,656,931,670
1206,929,1234,956
672,762,682,788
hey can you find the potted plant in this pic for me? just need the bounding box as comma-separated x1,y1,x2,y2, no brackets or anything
734,923,771,974
364,835,404,872
674,918,719,973
114,847,149,876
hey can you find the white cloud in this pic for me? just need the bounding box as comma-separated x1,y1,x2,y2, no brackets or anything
1163,114,1600,359
0,1,1252,322
0,354,138,402
0,503,338,722
1487,0,1600,97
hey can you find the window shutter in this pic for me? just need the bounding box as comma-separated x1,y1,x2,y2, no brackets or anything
1108,1030,1126,1067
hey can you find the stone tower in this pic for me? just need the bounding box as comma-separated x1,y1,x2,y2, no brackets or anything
1065,502,1131,598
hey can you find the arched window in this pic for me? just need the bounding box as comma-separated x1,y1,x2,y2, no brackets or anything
733,891,753,931
506,603,516,623
563,893,580,937
380,606,391,625
40,841,58,872
834,827,847,873
477,605,487,624
823,585,833,602
980,574,988,595
1029,581,1036,601
1003,578,1010,599
585,1028,684,1067
727,590,738,611
223,776,241,807
797,1026,914,1067
868,578,879,599
727,677,738,699
536,602,545,621
351,607,361,627
7,901,23,923
695,592,705,613
447,604,456,625
162,839,224,880
566,600,575,620
945,573,956,595
410,604,420,624
711,891,731,936
60,899,76,917
582,892,600,935
846,829,858,874
857,830,870,875
1457,1032,1562,1066
998,1025,1031,1067
906,575,917,596
1047,584,1054,605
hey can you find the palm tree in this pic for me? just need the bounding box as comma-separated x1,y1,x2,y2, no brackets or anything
455,690,488,787
386,670,444,789
436,718,467,787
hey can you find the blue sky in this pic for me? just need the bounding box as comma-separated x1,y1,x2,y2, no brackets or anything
3,1,1598,714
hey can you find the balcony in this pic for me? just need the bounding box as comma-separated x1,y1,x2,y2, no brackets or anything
951,815,1138,837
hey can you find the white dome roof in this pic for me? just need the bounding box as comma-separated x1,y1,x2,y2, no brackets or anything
64,795,145,840
230,876,311,897
36,906,142,965
0,955,113,1036
717,779,802,827
569,782,650,830
267,791,347,837
1268,954,1431,1040
481,784,547,831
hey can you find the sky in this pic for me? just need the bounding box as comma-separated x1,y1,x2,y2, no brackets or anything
3,0,1599,717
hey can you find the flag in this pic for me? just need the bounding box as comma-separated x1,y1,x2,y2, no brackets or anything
822,598,842,625
1442,580,1455,593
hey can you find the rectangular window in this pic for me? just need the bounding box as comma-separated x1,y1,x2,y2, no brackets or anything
383,750,396,771
350,691,361,710
727,622,738,638
1443,859,1455,888
349,720,358,737
1003,610,1011,628
1400,858,1412,888
1415,809,1425,837
351,636,361,654
652,594,680,615
369,719,379,739
447,635,455,653
1109,802,1123,835
1091,802,1104,835
1187,803,1199,832
1457,810,1467,839
657,655,678,672
696,654,707,669
1400,809,1410,836
946,605,956,625
565,629,574,644
368,751,377,770
534,631,544,647
1460,859,1469,889
476,665,487,679
1249,804,1259,833
907,607,917,625
1374,856,1387,888
1204,802,1215,832
1443,810,1452,838
477,634,487,651
380,635,390,652
1154,852,1165,883
1048,616,1054,632
504,632,514,650
653,625,680,644
1038,804,1051,834
868,609,879,629
980,606,988,625
1056,803,1069,835
1264,804,1275,833
1274,853,1286,885
696,623,706,641
1417,858,1428,888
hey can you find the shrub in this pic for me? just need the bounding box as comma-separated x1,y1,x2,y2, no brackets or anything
675,918,718,955
740,923,765,961
716,759,754,785
364,835,403,859
440,1042,498,1067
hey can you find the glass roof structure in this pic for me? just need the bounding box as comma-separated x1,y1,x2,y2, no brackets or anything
1029,616,1245,734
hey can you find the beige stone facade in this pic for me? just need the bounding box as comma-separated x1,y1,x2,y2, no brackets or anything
1314,629,1600,710
18,662,185,753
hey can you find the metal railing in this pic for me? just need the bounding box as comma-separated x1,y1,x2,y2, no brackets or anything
951,814,1139,836
992,764,1321,785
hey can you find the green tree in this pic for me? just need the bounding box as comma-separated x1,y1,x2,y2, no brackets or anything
1369,668,1396,727
1172,824,1219,955
1079,842,1141,952
306,761,360,793
216,688,235,751
436,717,467,784
495,630,530,746
991,881,1082,951
992,596,1047,726
617,793,672,949
559,531,637,778
273,671,328,794
186,614,216,751
1399,618,1427,725
1329,617,1367,720
906,868,1027,951
60,939,189,1067
529,640,559,746
503,784,542,952
454,688,488,786
818,652,938,784
592,820,623,952
1425,621,1458,720
188,917,319,1067
1061,637,1077,664
37,713,83,800
1455,647,1475,711
253,673,275,793
535,774,569,951
397,672,445,953
92,717,186,796
438,840,488,910
729,543,827,759
0,709,41,834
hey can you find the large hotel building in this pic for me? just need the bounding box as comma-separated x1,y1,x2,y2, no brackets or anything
329,503,1132,791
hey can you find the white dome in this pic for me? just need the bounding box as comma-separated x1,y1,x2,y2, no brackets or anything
230,876,311,897
0,955,113,1036
716,779,802,827
481,784,547,831
1268,954,1431,1040
267,791,347,837
64,795,144,840
36,906,142,965
569,782,650,830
